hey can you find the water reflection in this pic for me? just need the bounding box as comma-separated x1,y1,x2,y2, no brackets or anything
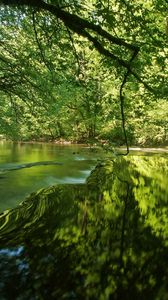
0,142,101,212
0,155,168,299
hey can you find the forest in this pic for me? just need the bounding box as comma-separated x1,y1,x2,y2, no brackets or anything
0,0,167,148
0,1,168,300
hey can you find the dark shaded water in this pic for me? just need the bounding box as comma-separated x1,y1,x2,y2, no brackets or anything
0,142,168,299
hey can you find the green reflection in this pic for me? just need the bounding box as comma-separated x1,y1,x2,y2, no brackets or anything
0,141,101,211
0,155,168,299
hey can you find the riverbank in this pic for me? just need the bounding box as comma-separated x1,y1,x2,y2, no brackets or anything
1,138,168,154
121,146,168,153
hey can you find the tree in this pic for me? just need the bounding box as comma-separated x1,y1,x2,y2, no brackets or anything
0,0,168,147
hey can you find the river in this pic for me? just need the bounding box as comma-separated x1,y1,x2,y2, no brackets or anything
0,141,167,212
0,141,106,212
0,141,168,299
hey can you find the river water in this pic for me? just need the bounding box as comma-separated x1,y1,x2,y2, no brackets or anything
0,141,168,299
0,141,104,212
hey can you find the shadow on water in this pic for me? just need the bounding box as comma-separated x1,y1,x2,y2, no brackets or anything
0,155,168,299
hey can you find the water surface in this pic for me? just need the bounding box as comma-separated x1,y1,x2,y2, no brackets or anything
0,142,168,299
0,141,102,212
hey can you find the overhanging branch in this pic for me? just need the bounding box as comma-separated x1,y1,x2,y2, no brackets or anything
119,50,140,155
0,0,155,92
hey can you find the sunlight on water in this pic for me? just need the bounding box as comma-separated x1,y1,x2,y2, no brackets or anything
0,142,102,212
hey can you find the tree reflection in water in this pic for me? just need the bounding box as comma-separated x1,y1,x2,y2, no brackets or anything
0,155,168,299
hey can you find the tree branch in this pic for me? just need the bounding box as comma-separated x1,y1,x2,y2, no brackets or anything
1,1,139,49
66,27,81,76
32,11,49,69
118,49,141,155
0,0,155,92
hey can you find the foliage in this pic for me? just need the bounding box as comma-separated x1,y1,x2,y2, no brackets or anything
0,0,168,145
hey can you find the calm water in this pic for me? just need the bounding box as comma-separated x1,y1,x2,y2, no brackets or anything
0,141,103,212
0,141,168,299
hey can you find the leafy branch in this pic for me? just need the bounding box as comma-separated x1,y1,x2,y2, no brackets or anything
0,0,155,92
